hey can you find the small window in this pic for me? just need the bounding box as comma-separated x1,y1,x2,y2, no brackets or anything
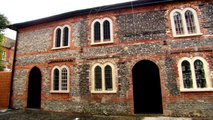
51,66,69,93
1,51,6,60
91,18,113,45
53,25,70,49
91,63,116,93
178,57,212,92
170,8,201,37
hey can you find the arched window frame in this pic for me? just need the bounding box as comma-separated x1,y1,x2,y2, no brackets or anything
53,25,70,49
178,57,212,92
51,65,70,93
170,7,202,37
91,18,114,45
91,63,117,93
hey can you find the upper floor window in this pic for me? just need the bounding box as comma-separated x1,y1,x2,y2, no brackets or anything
53,25,70,49
170,8,202,37
178,57,212,92
91,63,116,93
51,66,69,93
91,18,113,45
1,51,6,60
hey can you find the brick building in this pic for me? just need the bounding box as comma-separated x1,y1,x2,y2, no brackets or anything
9,0,213,117
0,37,15,71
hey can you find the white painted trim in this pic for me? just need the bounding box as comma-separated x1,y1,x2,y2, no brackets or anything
51,65,70,93
170,7,202,37
178,57,212,92
52,25,70,49
91,62,117,93
91,18,114,45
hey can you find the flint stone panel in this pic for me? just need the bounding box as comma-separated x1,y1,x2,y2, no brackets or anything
168,102,213,117
17,28,52,54
13,99,24,109
13,69,28,95
72,20,87,47
116,10,166,42
43,101,128,115
200,4,213,34
15,50,79,66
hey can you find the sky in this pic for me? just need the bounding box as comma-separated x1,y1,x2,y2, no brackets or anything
0,0,133,40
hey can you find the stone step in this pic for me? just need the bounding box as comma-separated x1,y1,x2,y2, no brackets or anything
143,117,192,120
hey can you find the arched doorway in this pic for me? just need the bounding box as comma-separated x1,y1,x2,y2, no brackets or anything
27,67,41,109
132,60,163,114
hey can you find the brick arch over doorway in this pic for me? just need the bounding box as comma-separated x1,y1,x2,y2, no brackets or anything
132,60,163,114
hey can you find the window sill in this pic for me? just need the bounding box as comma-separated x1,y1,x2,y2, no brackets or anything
91,41,114,45
180,88,213,92
173,33,203,38
52,46,70,50
50,90,69,93
91,90,117,94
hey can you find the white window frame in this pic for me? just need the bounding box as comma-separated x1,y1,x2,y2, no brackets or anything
52,25,70,49
170,7,202,37
51,65,70,93
178,57,213,92
2,51,6,60
91,18,114,45
91,63,117,93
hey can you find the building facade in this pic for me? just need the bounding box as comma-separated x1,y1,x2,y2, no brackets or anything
10,0,213,117
0,37,15,71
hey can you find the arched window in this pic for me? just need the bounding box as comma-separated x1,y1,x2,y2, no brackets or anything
55,28,61,47
194,60,206,88
91,18,113,45
103,20,111,40
170,8,201,37
178,57,212,92
53,68,59,90
51,66,69,93
185,10,196,34
63,27,69,46
94,22,101,42
105,65,112,90
181,60,192,88
95,66,102,90
53,25,70,48
91,63,116,93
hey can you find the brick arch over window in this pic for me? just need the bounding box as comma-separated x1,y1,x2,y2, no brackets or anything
178,57,212,92
170,7,202,37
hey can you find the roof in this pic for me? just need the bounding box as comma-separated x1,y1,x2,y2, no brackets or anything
9,0,178,30
2,37,15,48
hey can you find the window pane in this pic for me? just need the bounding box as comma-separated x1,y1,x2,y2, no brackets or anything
55,29,61,47
181,61,193,88
185,10,196,34
61,68,68,90
194,60,206,88
63,27,69,46
95,66,102,90
54,69,59,90
103,20,111,41
94,22,101,42
105,65,112,90
173,12,184,35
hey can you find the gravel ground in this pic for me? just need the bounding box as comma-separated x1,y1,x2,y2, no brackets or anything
0,109,211,120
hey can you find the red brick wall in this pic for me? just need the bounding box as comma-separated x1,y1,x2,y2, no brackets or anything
0,72,12,109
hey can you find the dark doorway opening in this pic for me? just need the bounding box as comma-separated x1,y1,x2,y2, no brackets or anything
27,67,41,109
132,60,163,114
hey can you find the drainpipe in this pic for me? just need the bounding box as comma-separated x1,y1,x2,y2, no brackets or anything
8,29,19,109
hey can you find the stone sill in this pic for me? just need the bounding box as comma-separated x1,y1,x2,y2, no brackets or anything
91,90,117,94
91,41,114,45
50,90,69,94
51,46,70,50
180,88,213,92
173,33,203,38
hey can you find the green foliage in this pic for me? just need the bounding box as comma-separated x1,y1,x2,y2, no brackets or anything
0,13,9,71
